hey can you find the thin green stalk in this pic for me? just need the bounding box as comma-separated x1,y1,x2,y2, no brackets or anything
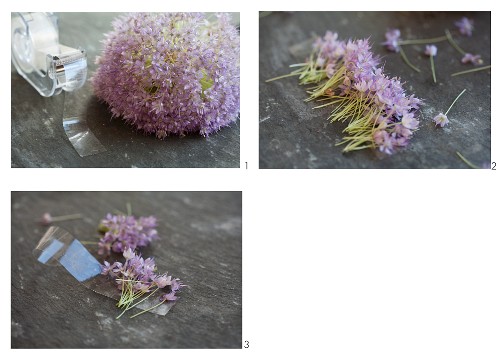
306,68,345,100
130,299,167,319
445,89,466,115
313,99,344,109
265,72,301,82
398,35,447,45
50,214,82,221
456,151,480,169
451,65,491,77
289,63,308,67
259,11,273,18
399,47,421,73
126,203,132,216
445,29,466,55
124,288,159,312
430,55,437,83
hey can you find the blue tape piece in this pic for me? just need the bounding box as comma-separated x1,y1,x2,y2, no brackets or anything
38,239,64,264
59,240,102,282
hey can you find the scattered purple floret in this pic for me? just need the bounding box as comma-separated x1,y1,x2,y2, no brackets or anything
92,13,240,138
424,45,438,57
433,113,449,127
39,213,53,225
461,53,483,65
98,214,159,255
455,17,474,37
382,28,401,52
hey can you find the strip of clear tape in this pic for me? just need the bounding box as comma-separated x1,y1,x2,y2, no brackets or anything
33,226,175,316
62,81,106,157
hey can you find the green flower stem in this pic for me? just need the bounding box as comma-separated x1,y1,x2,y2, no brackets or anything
259,11,273,18
307,68,344,101
456,151,480,169
265,72,301,82
445,29,466,55
80,241,98,245
130,299,167,319
445,89,466,115
430,55,437,83
124,287,159,312
289,63,308,67
451,65,491,77
313,98,345,109
126,202,132,216
50,214,82,221
399,47,421,73
398,35,447,45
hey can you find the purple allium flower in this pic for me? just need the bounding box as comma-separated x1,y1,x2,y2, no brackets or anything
424,45,437,57
98,213,159,255
101,261,112,275
160,291,178,302
382,28,401,52
374,130,395,155
123,247,135,260
433,113,449,127
39,212,53,225
461,53,483,65
401,113,419,130
455,17,474,37
432,89,466,128
92,13,240,138
153,274,172,289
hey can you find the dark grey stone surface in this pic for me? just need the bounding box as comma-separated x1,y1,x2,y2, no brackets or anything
11,13,240,168
259,12,491,168
11,191,242,348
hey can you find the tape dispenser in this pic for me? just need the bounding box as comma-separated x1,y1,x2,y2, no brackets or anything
11,12,87,97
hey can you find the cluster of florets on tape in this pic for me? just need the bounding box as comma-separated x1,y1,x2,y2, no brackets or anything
302,32,421,154
92,12,240,138
101,248,184,318
101,248,183,301
98,213,159,255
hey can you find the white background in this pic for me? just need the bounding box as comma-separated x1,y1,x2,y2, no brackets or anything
3,1,499,358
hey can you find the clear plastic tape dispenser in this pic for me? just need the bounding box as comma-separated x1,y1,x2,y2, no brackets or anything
34,227,175,316
12,12,106,157
11,12,87,97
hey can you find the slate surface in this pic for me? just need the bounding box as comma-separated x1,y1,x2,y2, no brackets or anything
11,191,242,348
11,13,240,168
259,12,491,168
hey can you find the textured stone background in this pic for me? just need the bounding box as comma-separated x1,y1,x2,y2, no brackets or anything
11,13,240,168
11,191,242,348
259,12,491,168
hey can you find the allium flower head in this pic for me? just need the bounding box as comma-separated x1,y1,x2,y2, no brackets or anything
92,13,240,138
382,28,401,52
98,213,159,255
433,113,449,127
455,17,474,37
424,45,437,57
